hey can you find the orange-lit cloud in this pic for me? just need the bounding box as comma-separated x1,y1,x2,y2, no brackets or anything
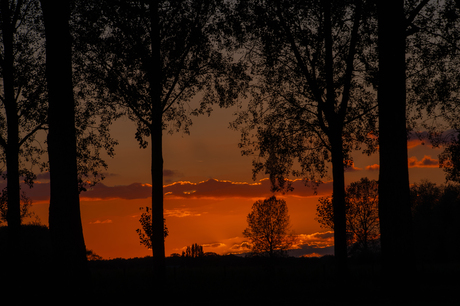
16,178,334,203
228,241,252,253
344,161,362,172
164,209,202,218
364,156,439,171
89,219,113,224
162,178,333,199
199,231,336,257
294,231,335,249
288,231,335,257
301,253,323,258
408,155,439,168
365,164,380,171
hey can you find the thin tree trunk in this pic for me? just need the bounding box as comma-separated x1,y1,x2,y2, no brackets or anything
150,0,166,284
377,0,414,278
150,124,166,280
1,0,21,240
330,133,348,278
41,0,90,299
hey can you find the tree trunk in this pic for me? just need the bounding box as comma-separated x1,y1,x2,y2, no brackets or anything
1,1,23,293
330,133,348,278
377,0,414,278
150,0,166,284
150,123,166,280
41,0,91,299
1,0,21,241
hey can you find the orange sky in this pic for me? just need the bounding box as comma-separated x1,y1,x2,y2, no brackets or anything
13,107,449,259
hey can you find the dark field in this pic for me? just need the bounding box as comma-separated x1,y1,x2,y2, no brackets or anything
88,256,460,306
1,225,458,305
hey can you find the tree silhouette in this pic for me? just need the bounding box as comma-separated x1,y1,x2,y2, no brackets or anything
182,243,204,258
405,1,460,182
77,0,249,281
136,206,168,250
410,181,460,263
40,0,90,298
0,0,47,245
232,0,377,275
316,178,379,256
243,196,296,258
0,189,39,225
376,0,430,277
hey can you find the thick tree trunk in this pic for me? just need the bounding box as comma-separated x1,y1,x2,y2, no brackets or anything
377,0,414,277
41,0,90,299
330,133,348,278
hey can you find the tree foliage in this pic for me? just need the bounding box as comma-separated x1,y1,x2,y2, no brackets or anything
232,0,378,188
74,0,249,273
243,196,296,258
405,1,460,186
77,0,249,141
0,188,39,225
232,0,378,274
0,0,47,233
182,243,204,258
410,181,460,262
316,177,379,256
136,206,168,250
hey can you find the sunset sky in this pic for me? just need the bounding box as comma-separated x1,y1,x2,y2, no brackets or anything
8,106,448,260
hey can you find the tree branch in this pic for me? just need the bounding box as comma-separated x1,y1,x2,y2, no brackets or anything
18,123,45,147
339,1,363,120
274,2,324,104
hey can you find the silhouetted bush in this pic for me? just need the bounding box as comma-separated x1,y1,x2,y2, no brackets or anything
411,181,460,263
0,224,52,265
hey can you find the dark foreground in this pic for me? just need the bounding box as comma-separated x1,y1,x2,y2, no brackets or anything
88,255,459,306
0,225,458,305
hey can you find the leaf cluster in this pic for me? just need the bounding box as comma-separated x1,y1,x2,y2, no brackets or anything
136,206,168,250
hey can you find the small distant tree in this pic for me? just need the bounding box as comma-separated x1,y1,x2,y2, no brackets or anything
136,207,168,250
181,243,204,258
316,177,379,255
243,196,296,258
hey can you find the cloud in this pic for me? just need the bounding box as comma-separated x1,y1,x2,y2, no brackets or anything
163,169,183,183
82,183,153,200
287,231,335,257
36,172,50,181
13,177,333,203
365,155,439,171
344,162,362,172
202,243,226,248
294,231,335,249
229,241,252,252
408,155,439,168
196,232,335,257
301,253,323,258
365,164,380,171
89,219,113,224
163,178,333,199
164,209,202,218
